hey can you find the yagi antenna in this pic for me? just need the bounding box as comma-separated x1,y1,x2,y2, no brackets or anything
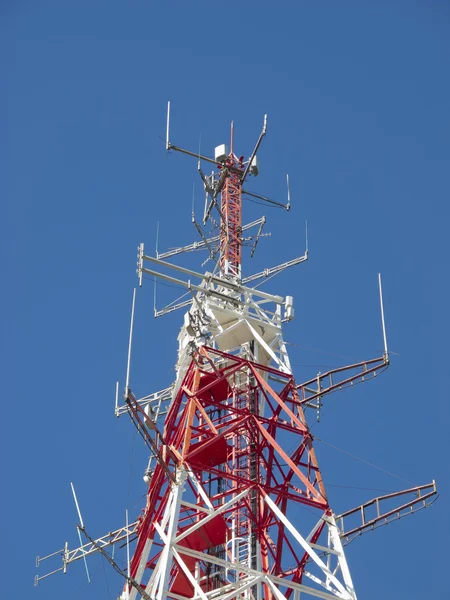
378,273,389,361
70,482,91,583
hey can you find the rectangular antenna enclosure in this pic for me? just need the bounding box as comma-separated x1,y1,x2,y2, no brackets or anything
250,155,259,176
215,144,228,163
184,312,195,337
285,295,294,321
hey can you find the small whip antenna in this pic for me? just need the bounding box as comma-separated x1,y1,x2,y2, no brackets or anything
305,220,309,254
166,101,171,150
70,482,90,583
286,174,291,211
154,222,159,316
378,273,389,360
125,288,136,395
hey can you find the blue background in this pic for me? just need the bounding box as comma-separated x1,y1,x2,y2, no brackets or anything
2,1,449,598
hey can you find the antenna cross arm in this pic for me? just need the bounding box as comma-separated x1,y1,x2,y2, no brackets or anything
294,355,389,408
242,253,308,285
34,521,138,585
139,253,284,304
336,481,438,544
168,143,243,176
157,217,266,260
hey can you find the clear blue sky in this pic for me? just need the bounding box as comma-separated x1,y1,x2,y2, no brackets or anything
2,1,449,598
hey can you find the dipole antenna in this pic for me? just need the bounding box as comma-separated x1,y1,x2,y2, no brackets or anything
70,482,90,583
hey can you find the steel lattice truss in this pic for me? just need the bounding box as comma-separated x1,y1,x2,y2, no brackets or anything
124,347,357,600
219,157,243,278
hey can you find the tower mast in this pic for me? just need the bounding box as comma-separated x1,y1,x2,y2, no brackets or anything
35,105,437,600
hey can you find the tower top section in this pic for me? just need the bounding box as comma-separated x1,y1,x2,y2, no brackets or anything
165,102,293,282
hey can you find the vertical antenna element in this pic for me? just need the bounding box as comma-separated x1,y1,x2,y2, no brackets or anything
70,482,84,528
378,273,389,361
154,222,159,316
166,101,171,150
305,219,309,254
125,288,136,395
286,174,291,211
242,114,268,184
230,120,234,155
70,482,90,583
138,243,144,287
115,381,119,417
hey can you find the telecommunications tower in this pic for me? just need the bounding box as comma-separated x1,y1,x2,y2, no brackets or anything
36,104,437,600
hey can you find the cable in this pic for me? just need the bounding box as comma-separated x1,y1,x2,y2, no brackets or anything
102,554,112,599
326,484,397,493
290,363,339,369
243,197,281,209
285,341,360,362
143,275,184,291
127,427,137,501
67,560,103,599
314,437,415,486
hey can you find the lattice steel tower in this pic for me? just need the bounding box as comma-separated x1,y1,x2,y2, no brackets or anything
36,104,437,600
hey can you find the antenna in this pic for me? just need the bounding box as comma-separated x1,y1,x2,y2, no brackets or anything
305,219,309,254
166,101,170,150
70,482,90,583
115,381,119,417
155,224,160,310
250,216,266,258
70,482,84,528
125,288,136,395
378,273,389,361
241,113,268,184
230,120,234,155
138,243,144,287
286,174,291,211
